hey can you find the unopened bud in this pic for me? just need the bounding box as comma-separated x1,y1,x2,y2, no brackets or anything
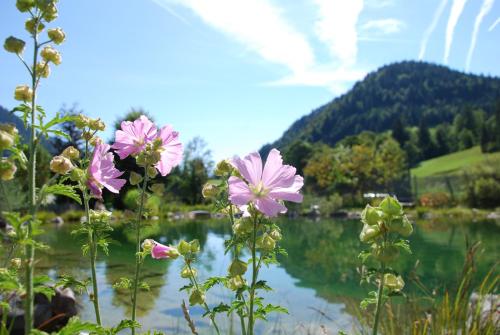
50,155,74,175
69,168,85,182
227,275,245,290
47,27,65,44
14,85,33,102
202,183,218,199
75,114,90,128
0,131,15,150
0,124,18,136
384,273,405,292
16,0,35,12
35,61,50,78
269,229,282,241
129,171,143,185
181,266,196,278
256,233,276,252
190,239,200,253
82,131,93,141
141,239,155,252
214,159,233,176
4,36,25,54
25,18,45,35
228,259,247,277
10,258,22,269
189,289,205,306
150,183,165,196
0,159,17,181
361,205,384,226
379,196,402,217
147,166,158,178
178,240,191,255
89,118,105,131
89,209,111,222
165,247,180,259
359,224,381,243
43,3,58,22
61,146,80,160
40,46,61,65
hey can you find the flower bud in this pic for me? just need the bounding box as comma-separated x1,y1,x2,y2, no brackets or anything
61,146,80,160
165,247,180,259
141,239,155,252
0,159,17,181
0,123,18,136
189,289,205,306
201,183,218,199
232,217,253,236
181,266,196,278
256,233,275,252
147,166,158,178
69,167,85,182
75,114,90,128
89,136,102,146
371,245,400,262
89,209,111,222
0,131,15,150
25,18,45,35
14,85,33,102
227,275,245,290
384,273,405,292
47,27,65,44
228,259,247,277
129,171,143,186
361,205,384,226
269,229,282,241
178,240,191,255
82,131,93,141
35,61,50,78
50,155,74,175
359,223,381,243
43,3,58,22
40,46,61,65
150,183,165,196
214,159,233,176
190,239,200,253
16,0,35,12
10,258,22,269
4,36,25,54
88,118,105,131
380,196,402,217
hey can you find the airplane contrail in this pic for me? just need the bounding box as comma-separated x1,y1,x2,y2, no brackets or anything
444,0,468,64
419,0,448,60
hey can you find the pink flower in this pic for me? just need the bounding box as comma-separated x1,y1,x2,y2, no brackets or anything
88,141,126,198
112,115,183,176
154,125,183,176
111,115,157,159
142,239,174,259
228,149,303,217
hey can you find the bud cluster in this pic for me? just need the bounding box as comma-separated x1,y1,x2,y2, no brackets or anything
136,138,163,167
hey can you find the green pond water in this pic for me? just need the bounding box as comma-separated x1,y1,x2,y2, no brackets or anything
36,217,499,334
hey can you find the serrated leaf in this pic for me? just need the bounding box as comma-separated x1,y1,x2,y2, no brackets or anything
394,239,412,254
42,184,82,204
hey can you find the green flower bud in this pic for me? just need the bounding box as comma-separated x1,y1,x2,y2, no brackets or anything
34,61,50,78
190,239,200,253
88,118,105,131
214,159,233,176
147,166,158,178
49,155,74,175
129,171,143,186
387,215,413,237
42,3,58,22
189,289,205,306
256,233,275,252
61,146,79,160
47,27,65,44
232,217,253,236
150,183,165,196
269,229,282,241
69,167,85,183
10,258,22,269
379,196,402,217
141,239,155,252
75,114,90,128
181,266,196,278
4,36,25,54
16,0,35,12
361,205,384,226
165,247,180,259
25,18,45,35
359,223,381,243
371,245,400,262
89,209,111,222
0,159,17,181
0,123,18,136
201,183,218,199
228,259,247,277
0,131,15,150
178,240,191,255
40,46,61,65
14,85,33,102
384,273,405,292
227,275,245,290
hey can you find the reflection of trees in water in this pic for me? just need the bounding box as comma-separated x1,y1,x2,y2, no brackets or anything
278,218,499,303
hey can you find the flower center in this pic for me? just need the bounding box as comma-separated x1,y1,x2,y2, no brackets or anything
133,137,145,147
250,181,269,198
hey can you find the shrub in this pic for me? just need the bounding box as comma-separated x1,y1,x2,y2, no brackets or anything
419,192,451,208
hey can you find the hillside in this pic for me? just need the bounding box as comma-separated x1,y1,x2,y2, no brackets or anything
411,146,500,178
261,61,500,154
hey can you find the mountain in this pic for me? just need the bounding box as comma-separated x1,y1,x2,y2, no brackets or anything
261,61,500,154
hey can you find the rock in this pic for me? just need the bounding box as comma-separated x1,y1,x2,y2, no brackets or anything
486,212,500,220
51,216,64,227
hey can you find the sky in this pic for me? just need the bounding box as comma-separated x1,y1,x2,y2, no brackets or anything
0,0,499,162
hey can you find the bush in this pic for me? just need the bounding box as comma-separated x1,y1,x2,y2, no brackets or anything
123,189,162,214
419,192,451,208
471,177,500,208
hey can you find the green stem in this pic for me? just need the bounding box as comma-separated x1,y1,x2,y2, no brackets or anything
131,171,149,335
84,191,101,325
372,262,386,335
186,262,221,335
247,216,258,335
24,15,40,335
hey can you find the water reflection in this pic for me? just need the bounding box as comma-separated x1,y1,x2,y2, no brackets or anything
36,217,499,334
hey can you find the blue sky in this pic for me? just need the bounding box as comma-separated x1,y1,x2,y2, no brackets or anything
1,0,499,162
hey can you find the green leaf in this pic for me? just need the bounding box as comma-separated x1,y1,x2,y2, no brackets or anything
42,184,82,204
254,280,273,291
358,250,372,263
393,239,412,254
57,317,105,335
202,276,226,291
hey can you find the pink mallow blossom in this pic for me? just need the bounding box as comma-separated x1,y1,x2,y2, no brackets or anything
143,239,174,259
111,115,183,176
228,148,303,217
88,141,126,198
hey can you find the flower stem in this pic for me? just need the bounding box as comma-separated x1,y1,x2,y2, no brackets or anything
83,191,101,325
24,15,40,335
186,262,221,335
372,262,386,335
247,215,258,335
131,171,149,335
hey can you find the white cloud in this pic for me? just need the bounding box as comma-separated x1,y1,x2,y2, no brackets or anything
444,0,468,64
361,19,405,34
313,0,364,66
419,0,449,60
488,17,500,31
466,0,495,71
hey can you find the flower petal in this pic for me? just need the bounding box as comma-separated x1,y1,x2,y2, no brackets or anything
261,149,296,189
254,196,287,217
268,175,304,203
228,176,254,206
232,152,262,186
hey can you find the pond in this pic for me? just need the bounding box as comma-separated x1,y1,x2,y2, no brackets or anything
36,217,500,334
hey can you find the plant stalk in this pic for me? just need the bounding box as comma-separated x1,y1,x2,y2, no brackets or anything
247,215,258,335
372,262,386,335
